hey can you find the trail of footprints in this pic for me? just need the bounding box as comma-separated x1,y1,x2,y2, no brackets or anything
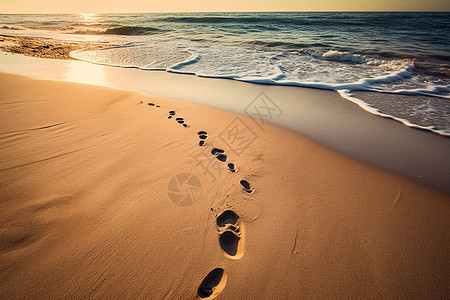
167,110,189,127
197,142,253,298
146,100,255,299
197,210,246,299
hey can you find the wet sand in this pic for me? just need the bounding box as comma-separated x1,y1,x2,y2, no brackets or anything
0,35,110,60
1,52,449,194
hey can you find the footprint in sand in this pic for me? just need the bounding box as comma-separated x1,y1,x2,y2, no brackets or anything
211,148,227,162
197,268,227,299
227,162,237,173
168,110,176,119
175,117,189,127
148,102,160,107
216,210,245,259
197,131,208,146
240,180,254,193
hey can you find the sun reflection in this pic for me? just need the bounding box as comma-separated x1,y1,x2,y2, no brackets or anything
79,13,103,26
64,59,106,87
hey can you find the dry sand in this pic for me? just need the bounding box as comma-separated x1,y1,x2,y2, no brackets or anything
0,72,448,299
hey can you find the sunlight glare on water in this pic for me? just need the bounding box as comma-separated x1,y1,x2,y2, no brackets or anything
79,13,103,26
64,59,107,86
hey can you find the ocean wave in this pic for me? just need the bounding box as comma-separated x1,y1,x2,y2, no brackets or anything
293,48,382,66
155,15,434,28
103,26,165,35
338,91,450,136
322,50,368,64
69,28,104,35
167,51,202,74
158,15,365,27
245,40,310,49
243,42,380,65
9,24,167,36
155,15,320,27
159,16,283,24
70,44,449,136
68,26,166,36
3,11,449,137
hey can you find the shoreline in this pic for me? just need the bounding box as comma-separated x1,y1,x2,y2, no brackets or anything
0,34,111,60
0,33,448,137
1,52,449,194
0,72,449,298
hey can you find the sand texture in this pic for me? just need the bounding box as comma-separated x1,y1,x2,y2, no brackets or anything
0,72,449,299
0,35,109,60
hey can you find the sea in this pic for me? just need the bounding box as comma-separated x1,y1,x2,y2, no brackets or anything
1,12,449,135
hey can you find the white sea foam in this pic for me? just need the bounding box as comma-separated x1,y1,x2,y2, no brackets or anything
322,50,368,64
167,51,202,74
68,38,450,136
338,90,450,136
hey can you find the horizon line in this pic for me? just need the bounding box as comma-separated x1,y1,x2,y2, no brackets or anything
1,10,449,14
0,10,450,15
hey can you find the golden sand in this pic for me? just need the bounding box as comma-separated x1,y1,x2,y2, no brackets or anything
0,72,448,298
0,35,109,60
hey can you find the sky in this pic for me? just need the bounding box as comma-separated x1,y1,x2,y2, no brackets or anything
0,0,449,13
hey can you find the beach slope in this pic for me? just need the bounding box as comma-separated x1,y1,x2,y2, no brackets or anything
0,72,448,298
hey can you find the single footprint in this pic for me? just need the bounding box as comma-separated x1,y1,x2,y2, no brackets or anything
198,131,208,146
148,102,155,106
216,210,245,259
198,131,208,140
197,268,227,299
211,148,224,155
174,118,188,127
211,148,227,162
240,180,253,193
227,163,237,173
216,154,227,162
168,111,176,119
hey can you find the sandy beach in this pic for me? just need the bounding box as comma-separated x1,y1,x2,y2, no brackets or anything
0,35,111,60
0,71,449,298
2,51,450,195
